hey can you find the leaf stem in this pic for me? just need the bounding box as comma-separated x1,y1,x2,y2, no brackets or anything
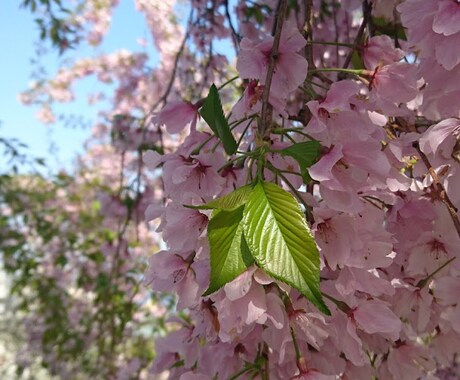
217,75,239,91
290,326,301,362
217,151,254,173
309,68,366,75
321,292,352,314
191,134,216,156
228,365,256,380
307,40,355,47
416,257,456,289
341,0,372,70
272,127,317,141
236,120,253,149
192,114,257,156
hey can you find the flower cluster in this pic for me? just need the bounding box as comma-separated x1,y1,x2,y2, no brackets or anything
11,0,460,379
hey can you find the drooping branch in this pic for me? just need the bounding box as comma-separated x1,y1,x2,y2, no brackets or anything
340,0,372,71
259,0,288,141
148,10,193,114
224,0,240,54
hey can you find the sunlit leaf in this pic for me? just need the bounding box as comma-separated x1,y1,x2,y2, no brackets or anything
204,206,254,295
279,141,321,183
243,182,330,314
184,185,253,211
200,84,237,155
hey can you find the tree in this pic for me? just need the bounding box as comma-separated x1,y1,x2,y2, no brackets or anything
6,0,460,379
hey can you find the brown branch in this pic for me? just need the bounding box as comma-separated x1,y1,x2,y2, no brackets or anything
224,0,240,54
414,142,460,239
259,0,288,141
303,0,314,74
148,10,193,114
340,0,372,71
302,0,315,113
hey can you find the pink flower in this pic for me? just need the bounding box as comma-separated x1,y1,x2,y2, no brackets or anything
291,309,329,351
387,343,435,380
335,267,395,298
407,204,459,276
236,21,308,99
434,276,460,307
392,282,433,332
143,149,163,170
214,281,267,342
155,101,198,134
330,313,367,366
368,62,418,115
36,105,56,124
151,325,199,373
160,203,208,251
145,250,200,310
162,152,226,201
418,58,460,119
307,80,360,135
353,299,402,341
363,35,405,70
229,80,287,124
398,0,460,118
419,118,460,159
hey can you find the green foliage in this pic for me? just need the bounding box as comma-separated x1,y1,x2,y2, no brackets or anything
201,182,329,315
279,141,321,183
21,0,79,53
204,207,254,295
372,17,407,41
200,84,238,155
185,184,253,211
0,168,168,377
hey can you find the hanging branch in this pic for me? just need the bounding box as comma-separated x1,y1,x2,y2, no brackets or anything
340,0,372,71
148,9,193,114
259,0,288,141
224,0,240,54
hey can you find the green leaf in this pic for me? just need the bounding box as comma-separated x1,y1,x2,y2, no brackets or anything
372,17,407,41
200,84,237,155
351,50,364,70
279,141,321,183
203,206,254,296
243,182,330,315
184,185,253,211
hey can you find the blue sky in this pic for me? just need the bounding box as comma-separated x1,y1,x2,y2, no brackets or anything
1,1,235,173
0,1,159,172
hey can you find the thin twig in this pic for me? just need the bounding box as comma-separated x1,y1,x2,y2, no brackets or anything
301,0,315,123
149,10,193,114
224,0,240,54
340,0,372,71
303,0,314,78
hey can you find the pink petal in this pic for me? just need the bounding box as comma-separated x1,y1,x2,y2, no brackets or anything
433,0,460,36
309,145,343,182
157,101,197,134
143,150,162,170
354,300,402,340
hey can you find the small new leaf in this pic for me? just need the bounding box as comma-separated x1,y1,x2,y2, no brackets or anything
200,84,237,155
243,182,330,315
203,206,254,296
280,141,321,183
184,185,253,211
